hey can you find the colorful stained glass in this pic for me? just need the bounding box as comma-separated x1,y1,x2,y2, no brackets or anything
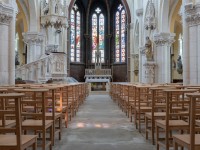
115,5,126,63
92,9,105,63
121,9,126,62
99,13,104,63
115,11,120,62
70,10,75,62
76,11,81,62
70,7,81,62
92,14,98,63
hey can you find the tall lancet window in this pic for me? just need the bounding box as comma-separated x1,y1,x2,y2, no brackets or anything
70,4,81,62
92,7,105,63
115,4,126,63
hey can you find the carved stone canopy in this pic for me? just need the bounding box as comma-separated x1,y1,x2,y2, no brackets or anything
41,15,68,28
144,0,156,30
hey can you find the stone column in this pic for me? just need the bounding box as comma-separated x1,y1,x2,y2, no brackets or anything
153,32,175,83
0,1,16,85
139,46,146,82
184,3,200,84
23,32,45,63
136,8,144,82
84,34,90,68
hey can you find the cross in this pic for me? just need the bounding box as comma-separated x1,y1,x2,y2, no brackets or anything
74,4,78,10
118,4,123,10
95,7,101,14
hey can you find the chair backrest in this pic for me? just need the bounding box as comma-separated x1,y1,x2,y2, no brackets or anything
0,93,25,149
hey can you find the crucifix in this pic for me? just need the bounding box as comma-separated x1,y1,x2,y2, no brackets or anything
95,43,101,70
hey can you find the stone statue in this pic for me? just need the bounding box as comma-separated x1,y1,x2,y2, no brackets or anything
145,36,153,61
176,55,183,74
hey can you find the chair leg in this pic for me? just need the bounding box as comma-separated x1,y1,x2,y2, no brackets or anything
173,141,178,150
156,125,159,150
43,130,46,150
33,138,37,150
59,117,62,140
50,126,53,150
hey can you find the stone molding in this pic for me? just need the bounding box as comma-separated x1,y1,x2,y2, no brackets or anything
23,32,45,44
0,2,14,25
185,3,200,26
153,32,175,46
41,15,68,28
139,46,146,55
136,8,143,17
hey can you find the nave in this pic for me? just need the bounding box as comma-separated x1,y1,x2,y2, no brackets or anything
53,94,155,150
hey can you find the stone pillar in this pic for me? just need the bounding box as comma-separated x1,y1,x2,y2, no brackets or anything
139,46,146,83
23,32,45,63
136,8,144,82
153,32,175,83
0,1,17,85
184,3,200,84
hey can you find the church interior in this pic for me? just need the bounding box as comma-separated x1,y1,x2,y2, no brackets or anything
0,0,200,150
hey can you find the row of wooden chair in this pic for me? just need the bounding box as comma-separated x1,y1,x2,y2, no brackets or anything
110,83,200,150
0,83,89,150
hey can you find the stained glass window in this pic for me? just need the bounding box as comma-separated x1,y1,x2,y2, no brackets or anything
70,5,81,62
115,4,126,63
92,8,105,63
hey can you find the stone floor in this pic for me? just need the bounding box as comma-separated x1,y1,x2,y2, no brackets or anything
53,94,156,150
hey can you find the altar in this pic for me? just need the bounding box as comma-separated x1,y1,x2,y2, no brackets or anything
84,47,112,92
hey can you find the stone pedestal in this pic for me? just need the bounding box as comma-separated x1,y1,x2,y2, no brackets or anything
0,1,17,85
143,61,156,84
153,32,175,83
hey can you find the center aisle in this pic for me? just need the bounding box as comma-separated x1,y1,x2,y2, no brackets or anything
54,94,155,150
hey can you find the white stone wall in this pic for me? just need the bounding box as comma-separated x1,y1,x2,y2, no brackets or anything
1,0,200,84
0,0,17,85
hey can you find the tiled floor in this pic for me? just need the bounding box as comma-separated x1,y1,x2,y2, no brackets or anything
53,94,156,150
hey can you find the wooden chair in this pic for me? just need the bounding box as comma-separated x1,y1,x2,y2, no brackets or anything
14,88,54,150
37,85,63,145
155,89,198,150
0,93,37,150
145,86,175,145
173,93,200,150
134,85,155,133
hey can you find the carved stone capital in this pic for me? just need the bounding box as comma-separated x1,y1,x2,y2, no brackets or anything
23,32,45,44
153,32,175,46
185,3,200,26
0,2,14,25
136,8,143,17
